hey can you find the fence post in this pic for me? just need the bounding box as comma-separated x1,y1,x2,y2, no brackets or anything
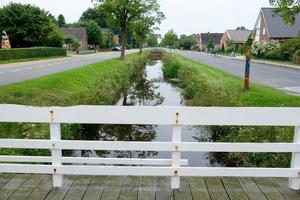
171,112,181,189
289,126,300,190
50,122,63,187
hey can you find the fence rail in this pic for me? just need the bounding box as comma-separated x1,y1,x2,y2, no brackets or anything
0,104,299,190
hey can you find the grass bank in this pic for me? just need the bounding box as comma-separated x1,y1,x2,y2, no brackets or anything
0,53,149,155
163,53,300,168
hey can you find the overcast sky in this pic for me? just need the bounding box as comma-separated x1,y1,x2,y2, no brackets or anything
0,0,271,35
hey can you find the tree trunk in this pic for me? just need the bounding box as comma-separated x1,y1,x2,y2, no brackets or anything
139,42,143,54
121,31,126,60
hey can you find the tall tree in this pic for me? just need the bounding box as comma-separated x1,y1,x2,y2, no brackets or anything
94,0,152,59
270,0,300,24
147,34,159,47
80,8,108,28
0,3,56,48
57,14,66,27
160,30,179,48
179,34,197,50
134,5,164,54
79,20,103,51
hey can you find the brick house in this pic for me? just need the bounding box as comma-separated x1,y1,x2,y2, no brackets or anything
193,33,223,51
220,30,252,48
60,27,88,50
252,8,300,42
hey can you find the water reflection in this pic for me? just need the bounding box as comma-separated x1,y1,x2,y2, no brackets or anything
73,61,210,167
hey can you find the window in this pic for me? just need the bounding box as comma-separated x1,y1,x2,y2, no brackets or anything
262,28,266,35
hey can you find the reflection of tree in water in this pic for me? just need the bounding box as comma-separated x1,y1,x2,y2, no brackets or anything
77,63,165,159
122,70,164,106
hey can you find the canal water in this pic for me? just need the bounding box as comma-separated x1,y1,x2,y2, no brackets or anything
73,61,211,167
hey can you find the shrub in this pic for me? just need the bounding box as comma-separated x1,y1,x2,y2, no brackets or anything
252,40,279,57
278,36,300,59
263,48,287,61
0,47,66,60
162,53,181,79
44,29,65,47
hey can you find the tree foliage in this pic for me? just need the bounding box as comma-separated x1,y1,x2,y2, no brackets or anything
147,34,159,47
161,30,179,48
57,14,66,27
269,0,300,24
179,35,197,50
0,3,57,48
79,20,103,48
80,8,108,28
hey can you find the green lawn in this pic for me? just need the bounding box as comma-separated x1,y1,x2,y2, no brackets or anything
175,54,300,107
0,55,68,65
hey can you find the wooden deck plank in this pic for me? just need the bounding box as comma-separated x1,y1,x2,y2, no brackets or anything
8,174,45,200
100,176,123,200
155,177,173,200
0,174,15,189
26,175,53,200
0,174,30,200
188,177,210,200
269,178,300,200
82,176,107,200
138,177,156,200
173,177,193,200
237,177,267,200
64,176,92,200
119,176,140,200
221,177,249,200
253,177,286,200
44,176,76,200
205,177,230,200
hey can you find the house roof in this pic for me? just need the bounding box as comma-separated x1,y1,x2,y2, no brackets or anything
261,8,300,38
226,30,252,43
60,27,88,41
199,33,223,44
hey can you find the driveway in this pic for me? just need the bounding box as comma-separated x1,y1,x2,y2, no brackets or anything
175,50,300,95
0,50,137,85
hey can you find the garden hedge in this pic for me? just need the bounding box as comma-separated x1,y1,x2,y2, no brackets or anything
0,47,66,60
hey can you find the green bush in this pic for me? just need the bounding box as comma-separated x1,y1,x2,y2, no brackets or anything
162,53,181,79
0,47,66,60
263,48,287,61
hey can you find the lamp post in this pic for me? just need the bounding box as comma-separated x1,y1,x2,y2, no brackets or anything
244,50,253,90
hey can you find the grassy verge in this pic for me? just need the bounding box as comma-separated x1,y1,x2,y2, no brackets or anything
0,53,149,155
163,53,300,168
0,55,68,65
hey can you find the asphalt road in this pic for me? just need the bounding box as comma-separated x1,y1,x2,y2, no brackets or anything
175,50,300,95
0,50,137,85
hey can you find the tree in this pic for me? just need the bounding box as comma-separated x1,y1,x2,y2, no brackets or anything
80,8,108,28
147,34,159,47
160,30,179,48
179,34,197,50
236,26,246,30
94,0,154,59
207,40,215,52
134,6,164,54
44,27,65,47
79,20,103,51
269,0,300,24
57,14,66,27
0,3,57,48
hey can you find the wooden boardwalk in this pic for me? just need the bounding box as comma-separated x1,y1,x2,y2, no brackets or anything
1,174,300,200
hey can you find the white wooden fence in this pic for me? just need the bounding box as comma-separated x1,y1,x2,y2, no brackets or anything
0,104,300,190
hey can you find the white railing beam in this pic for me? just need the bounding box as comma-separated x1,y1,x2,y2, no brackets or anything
289,126,300,190
50,122,63,187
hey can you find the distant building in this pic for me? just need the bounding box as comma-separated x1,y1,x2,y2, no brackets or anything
60,27,88,50
220,30,252,47
193,33,223,51
252,8,300,42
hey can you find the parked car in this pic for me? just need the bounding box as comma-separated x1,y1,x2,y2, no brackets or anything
112,46,122,51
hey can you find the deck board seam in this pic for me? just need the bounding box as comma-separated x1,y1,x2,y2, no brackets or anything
0,174,16,189
233,177,251,200
6,174,32,200
219,177,235,200
80,175,94,200
23,174,46,200
116,176,124,200
252,177,281,200
203,177,213,200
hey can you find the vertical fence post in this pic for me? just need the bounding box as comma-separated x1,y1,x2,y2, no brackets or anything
50,121,63,187
171,112,181,189
289,126,300,190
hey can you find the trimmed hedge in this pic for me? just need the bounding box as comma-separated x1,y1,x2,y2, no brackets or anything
0,47,66,60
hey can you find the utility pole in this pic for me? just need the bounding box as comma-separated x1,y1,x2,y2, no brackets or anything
244,50,253,90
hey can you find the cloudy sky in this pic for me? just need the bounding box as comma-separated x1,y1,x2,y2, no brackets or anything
0,0,271,35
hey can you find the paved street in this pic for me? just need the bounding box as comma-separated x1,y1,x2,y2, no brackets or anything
0,50,137,85
176,50,300,95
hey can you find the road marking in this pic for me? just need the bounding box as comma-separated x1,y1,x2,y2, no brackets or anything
25,67,33,70
37,65,45,68
10,69,21,73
